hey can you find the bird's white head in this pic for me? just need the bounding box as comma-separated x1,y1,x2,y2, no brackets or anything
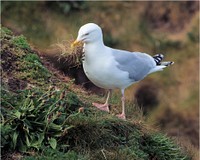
71,23,103,47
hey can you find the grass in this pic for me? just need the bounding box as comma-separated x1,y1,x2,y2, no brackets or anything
16,53,51,83
0,26,192,160
12,35,31,50
1,2,199,159
1,26,51,86
1,86,81,152
23,149,88,160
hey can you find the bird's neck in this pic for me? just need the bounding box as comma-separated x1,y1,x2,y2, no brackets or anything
86,39,104,47
83,40,106,63
84,40,105,54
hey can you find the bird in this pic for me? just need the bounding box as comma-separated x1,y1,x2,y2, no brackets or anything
71,23,174,119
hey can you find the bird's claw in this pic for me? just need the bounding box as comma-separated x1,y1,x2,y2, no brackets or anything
92,102,110,112
116,113,126,120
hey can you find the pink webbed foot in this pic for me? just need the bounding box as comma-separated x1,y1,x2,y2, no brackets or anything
116,113,126,120
92,103,110,112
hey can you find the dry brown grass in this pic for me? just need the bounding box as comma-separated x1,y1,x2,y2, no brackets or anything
52,39,83,68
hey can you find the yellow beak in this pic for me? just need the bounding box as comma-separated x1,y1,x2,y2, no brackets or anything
71,40,82,48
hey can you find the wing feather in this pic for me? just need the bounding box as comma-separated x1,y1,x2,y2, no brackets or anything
111,49,156,81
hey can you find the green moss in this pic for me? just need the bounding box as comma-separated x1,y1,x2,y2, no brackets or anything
12,35,30,49
13,53,51,85
1,26,13,36
1,26,51,87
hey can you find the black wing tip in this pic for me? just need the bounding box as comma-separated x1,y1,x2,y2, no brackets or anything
153,54,164,65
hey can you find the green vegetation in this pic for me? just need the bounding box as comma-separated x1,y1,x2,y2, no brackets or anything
1,26,13,35
1,87,80,152
24,149,88,160
0,27,191,160
142,133,189,160
16,53,51,83
1,26,51,86
1,1,199,159
12,35,30,50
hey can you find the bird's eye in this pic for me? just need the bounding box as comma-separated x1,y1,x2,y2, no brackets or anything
85,33,89,36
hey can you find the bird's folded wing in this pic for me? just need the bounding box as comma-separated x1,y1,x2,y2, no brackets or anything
111,49,156,81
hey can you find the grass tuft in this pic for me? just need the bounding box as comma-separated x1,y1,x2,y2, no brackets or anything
12,35,30,50
54,40,83,67
16,53,51,83
141,133,191,160
1,86,83,153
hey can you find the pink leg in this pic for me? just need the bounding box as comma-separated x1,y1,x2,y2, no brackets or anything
93,90,111,112
117,89,126,120
92,102,109,112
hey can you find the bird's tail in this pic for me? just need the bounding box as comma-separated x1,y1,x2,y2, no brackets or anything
153,54,164,65
160,61,174,66
148,54,174,74
153,54,174,66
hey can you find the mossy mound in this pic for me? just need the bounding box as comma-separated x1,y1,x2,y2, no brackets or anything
0,27,191,160
1,26,51,88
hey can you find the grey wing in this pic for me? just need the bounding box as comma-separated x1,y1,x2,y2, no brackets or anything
112,49,156,81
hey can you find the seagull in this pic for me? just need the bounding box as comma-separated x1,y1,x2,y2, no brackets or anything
72,23,174,119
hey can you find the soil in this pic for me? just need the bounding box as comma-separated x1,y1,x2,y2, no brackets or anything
37,49,105,95
7,78,27,91
1,35,30,91
1,48,18,73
